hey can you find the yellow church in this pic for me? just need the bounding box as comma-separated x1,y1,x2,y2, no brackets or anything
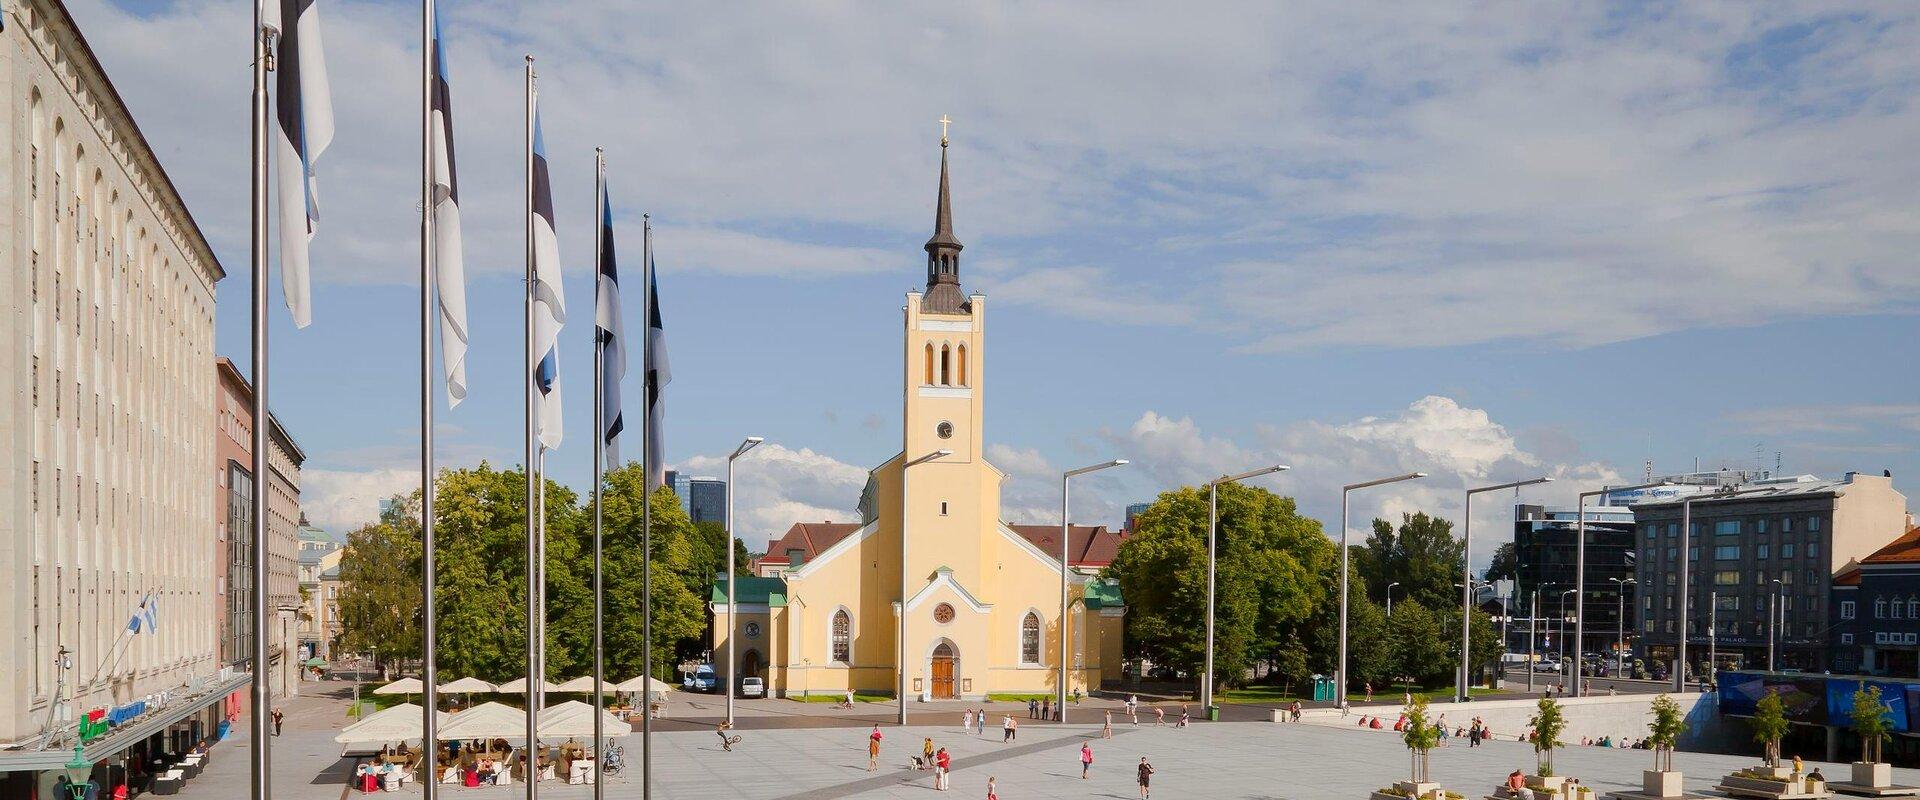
710,134,1128,701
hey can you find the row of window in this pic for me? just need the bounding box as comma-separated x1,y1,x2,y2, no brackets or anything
1648,542,1823,563
922,342,970,387
1838,598,1920,621
825,609,1046,665
1642,619,1819,637
1643,517,1825,540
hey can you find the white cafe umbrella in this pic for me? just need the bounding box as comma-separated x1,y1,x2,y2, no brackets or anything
372,677,425,703
334,702,451,745
554,676,611,694
438,677,495,694
613,675,674,703
436,701,531,742
495,676,561,694
540,700,626,740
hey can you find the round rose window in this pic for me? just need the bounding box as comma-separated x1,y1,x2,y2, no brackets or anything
933,603,956,624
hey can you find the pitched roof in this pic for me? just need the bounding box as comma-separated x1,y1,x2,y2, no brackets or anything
1861,526,1920,565
754,521,1126,569
709,575,789,607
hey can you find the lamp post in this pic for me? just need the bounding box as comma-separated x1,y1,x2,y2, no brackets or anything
63,744,89,800
1059,459,1128,723
1768,578,1781,672
1570,481,1670,697
724,436,764,726
1336,471,1426,708
1709,590,1718,678
899,449,952,725
1203,465,1288,710
1526,591,1540,692
1609,577,1635,678
1558,588,1576,688
1459,477,1553,702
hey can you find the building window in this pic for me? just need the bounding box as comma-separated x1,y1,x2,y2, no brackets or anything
1893,601,1904,620
1756,544,1769,560
1781,543,1795,558
1713,520,1741,536
1021,613,1041,664
1782,518,1793,533
831,610,851,663
1714,545,1740,560
1668,547,1678,560
924,343,934,385
1714,571,1739,586
1841,633,1854,645
1780,571,1794,585
1808,517,1822,532
1807,542,1820,558
1876,598,1888,619
1646,525,1657,541
1667,523,1679,538
1910,598,1919,619
1644,620,1654,633
956,344,967,386
1756,519,1769,534
1688,547,1698,562
939,345,951,386
1717,595,1740,611
1807,569,1818,585
939,501,949,516
1842,600,1856,620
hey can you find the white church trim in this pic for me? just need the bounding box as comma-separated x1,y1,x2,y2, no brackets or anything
783,519,881,581
904,566,993,614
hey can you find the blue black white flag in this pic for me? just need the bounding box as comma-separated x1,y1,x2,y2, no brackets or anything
268,0,334,328
644,235,671,490
595,177,626,467
126,595,157,635
430,10,468,407
530,93,565,451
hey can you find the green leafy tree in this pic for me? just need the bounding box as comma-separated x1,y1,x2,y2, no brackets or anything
334,505,422,673
1648,694,1687,772
1402,694,1442,782
1109,483,1330,691
1356,512,1461,610
599,466,706,681
1851,685,1894,764
1751,689,1790,767
1484,542,1519,586
1273,634,1310,697
1386,600,1448,687
1530,696,1567,777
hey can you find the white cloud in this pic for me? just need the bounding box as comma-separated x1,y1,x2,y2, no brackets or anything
301,468,421,532
1726,404,1920,435
677,444,871,549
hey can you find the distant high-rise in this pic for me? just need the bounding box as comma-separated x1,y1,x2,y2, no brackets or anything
664,469,728,526
1125,502,1152,530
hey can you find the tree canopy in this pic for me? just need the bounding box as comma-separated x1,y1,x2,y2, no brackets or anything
1356,512,1462,610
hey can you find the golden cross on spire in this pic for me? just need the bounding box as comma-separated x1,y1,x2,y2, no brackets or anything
939,114,952,146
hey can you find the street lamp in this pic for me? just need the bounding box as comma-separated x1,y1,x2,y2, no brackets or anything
1768,578,1781,672
1558,588,1577,684
1336,471,1426,708
1609,577,1635,678
724,436,764,726
62,744,89,800
1570,481,1671,696
1059,459,1128,723
1204,465,1289,710
1459,477,1553,703
899,449,952,725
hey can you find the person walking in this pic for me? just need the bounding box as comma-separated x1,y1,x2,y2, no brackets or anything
1002,714,1014,743
977,708,987,736
867,725,883,772
986,776,998,800
1289,700,1302,723
1041,696,1051,721
936,747,951,790
1137,757,1155,799
1364,682,1373,702
922,737,936,770
1010,715,1019,741
1154,706,1165,726
1178,707,1189,728
1126,694,1138,724
963,708,974,733
1102,710,1114,739
272,708,284,737
1028,698,1039,719
1080,742,1094,779
1403,689,1412,707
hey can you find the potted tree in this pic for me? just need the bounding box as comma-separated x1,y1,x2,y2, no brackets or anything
1715,689,1828,799
1835,685,1911,794
1374,694,1449,800
1629,693,1703,799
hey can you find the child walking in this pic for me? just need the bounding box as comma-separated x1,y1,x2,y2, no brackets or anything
1102,710,1113,739
867,725,883,772
1080,742,1094,779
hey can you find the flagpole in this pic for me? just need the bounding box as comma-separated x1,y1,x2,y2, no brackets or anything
640,215,653,800
418,2,440,795
537,446,548,756
521,53,538,800
591,148,607,800
248,1,274,797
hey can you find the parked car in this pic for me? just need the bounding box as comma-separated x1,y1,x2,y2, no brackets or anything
740,677,765,698
683,664,717,692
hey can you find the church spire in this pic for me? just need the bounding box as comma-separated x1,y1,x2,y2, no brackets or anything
922,115,969,313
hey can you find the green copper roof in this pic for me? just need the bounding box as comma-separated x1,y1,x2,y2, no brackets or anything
1084,579,1124,609
711,575,788,607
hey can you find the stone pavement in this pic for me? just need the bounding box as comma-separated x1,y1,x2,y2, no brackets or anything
177,702,1920,800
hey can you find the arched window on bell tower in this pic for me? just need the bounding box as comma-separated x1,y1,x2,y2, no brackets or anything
924,342,935,385
939,344,951,386
956,344,967,386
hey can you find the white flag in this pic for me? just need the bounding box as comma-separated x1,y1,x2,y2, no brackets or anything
267,0,334,328
530,92,564,451
429,11,467,406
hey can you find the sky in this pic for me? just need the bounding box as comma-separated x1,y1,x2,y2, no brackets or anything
71,1,1920,565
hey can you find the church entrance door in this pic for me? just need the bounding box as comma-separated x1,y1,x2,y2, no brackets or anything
931,642,957,699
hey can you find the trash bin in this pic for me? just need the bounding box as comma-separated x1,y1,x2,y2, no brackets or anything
1206,704,1220,721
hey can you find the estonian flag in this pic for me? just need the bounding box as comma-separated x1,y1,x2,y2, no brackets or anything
644,237,671,490
530,94,565,451
268,0,334,328
595,179,625,467
430,11,468,407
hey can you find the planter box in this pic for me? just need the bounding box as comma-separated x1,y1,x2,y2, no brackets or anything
1714,772,1831,799
1644,771,1684,797
1372,779,1449,800
1855,764,1893,789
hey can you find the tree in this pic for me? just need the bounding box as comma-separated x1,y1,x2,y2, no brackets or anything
1402,694,1442,782
1273,634,1309,698
1647,694,1687,772
1356,512,1461,610
1484,542,1519,586
1851,685,1894,764
1386,600,1448,687
1751,689,1790,767
334,507,422,671
599,466,706,680
1108,483,1331,691
1530,696,1566,776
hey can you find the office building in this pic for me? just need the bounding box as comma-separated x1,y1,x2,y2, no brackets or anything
1124,502,1151,531
1634,472,1908,674
664,469,728,526
1512,502,1637,658
214,358,304,700
1,0,241,790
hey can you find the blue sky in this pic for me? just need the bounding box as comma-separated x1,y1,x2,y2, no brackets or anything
77,1,1920,559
